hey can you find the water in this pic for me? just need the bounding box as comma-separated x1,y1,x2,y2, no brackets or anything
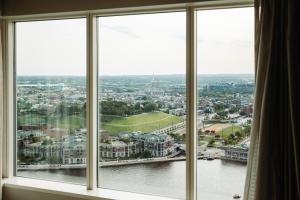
18,160,247,200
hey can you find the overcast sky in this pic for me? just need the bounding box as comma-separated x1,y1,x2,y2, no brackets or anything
16,7,254,76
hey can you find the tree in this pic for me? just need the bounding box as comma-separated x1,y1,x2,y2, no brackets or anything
214,104,226,112
100,101,132,116
141,150,152,158
49,156,62,164
42,139,53,146
144,102,157,112
208,138,215,147
228,133,235,140
204,107,212,114
198,129,204,135
120,137,130,144
229,106,239,114
68,103,82,115
239,110,246,116
134,102,141,110
141,96,148,101
217,110,228,119
56,102,68,117
235,131,242,138
243,125,251,136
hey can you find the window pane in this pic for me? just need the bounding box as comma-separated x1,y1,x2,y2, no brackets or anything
197,8,254,200
16,18,87,184
98,12,186,199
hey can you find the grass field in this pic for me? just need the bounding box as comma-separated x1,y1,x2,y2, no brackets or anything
17,113,86,130
204,123,231,132
18,111,183,135
217,125,242,138
101,112,183,134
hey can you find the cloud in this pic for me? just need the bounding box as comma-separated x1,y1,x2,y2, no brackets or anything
101,24,139,38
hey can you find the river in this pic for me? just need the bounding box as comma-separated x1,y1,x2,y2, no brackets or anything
18,159,247,200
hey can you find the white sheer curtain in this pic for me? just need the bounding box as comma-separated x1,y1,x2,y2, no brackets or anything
243,1,262,199
0,19,4,200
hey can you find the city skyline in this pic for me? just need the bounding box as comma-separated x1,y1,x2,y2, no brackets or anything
16,73,255,77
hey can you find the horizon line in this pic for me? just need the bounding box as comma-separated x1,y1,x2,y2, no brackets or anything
17,73,255,77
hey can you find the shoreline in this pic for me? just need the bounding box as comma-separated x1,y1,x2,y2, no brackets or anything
18,146,248,171
18,155,247,171
18,156,188,171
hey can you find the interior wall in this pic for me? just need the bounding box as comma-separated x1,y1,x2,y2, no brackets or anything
2,0,198,16
2,187,106,200
0,0,2,16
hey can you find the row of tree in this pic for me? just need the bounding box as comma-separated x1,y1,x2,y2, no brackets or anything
100,100,158,116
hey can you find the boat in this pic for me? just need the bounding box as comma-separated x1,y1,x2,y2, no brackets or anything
233,194,241,199
207,155,215,161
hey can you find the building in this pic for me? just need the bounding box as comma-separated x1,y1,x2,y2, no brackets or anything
22,142,43,158
240,104,253,116
22,140,63,163
44,128,68,139
62,133,87,164
136,133,174,157
99,132,175,159
17,130,44,140
99,141,140,159
220,145,248,162
169,108,185,116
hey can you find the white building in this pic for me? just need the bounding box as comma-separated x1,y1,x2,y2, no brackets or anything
62,133,87,164
220,145,248,162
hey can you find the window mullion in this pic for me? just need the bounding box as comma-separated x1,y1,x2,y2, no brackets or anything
2,20,15,179
186,7,197,200
86,13,98,190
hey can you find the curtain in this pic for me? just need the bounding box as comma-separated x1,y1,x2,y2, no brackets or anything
244,0,300,199
0,19,4,200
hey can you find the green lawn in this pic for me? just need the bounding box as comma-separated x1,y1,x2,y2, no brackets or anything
17,113,86,130
17,111,183,135
47,115,86,130
199,140,207,146
217,125,242,139
101,112,183,135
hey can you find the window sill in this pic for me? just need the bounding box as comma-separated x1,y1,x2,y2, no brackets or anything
2,177,176,200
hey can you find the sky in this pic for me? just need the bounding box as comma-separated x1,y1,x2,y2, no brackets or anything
16,7,254,76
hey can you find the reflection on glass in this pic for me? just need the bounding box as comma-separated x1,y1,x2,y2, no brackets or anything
197,8,254,200
97,12,186,199
16,18,87,184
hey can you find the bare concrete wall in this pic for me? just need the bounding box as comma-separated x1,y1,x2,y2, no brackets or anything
2,0,200,16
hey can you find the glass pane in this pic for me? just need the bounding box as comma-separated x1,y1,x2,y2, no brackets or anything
197,8,254,200
16,18,87,184
97,12,186,199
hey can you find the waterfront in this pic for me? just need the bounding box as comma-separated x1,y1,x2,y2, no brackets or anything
18,159,247,200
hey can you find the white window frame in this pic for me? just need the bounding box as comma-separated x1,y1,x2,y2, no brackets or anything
1,1,253,200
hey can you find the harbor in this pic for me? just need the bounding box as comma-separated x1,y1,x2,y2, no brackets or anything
18,159,247,200
18,145,249,170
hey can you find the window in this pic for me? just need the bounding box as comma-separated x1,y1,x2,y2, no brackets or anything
197,8,254,200
97,12,186,199
8,5,254,200
15,18,87,184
